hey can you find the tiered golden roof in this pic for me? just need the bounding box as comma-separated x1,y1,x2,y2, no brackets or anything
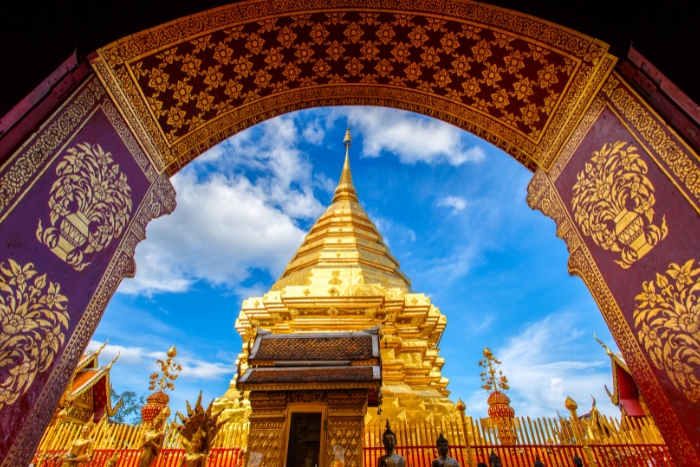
216,127,460,423
271,126,410,293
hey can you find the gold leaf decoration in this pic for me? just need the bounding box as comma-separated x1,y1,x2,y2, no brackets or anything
36,143,133,271
633,259,700,402
0,260,69,409
571,141,667,268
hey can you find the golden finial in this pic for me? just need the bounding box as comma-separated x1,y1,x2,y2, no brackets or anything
149,345,183,392
594,332,615,357
565,396,578,411
456,398,466,412
333,125,358,203
93,338,110,358
343,125,352,147
478,346,509,393
106,351,120,370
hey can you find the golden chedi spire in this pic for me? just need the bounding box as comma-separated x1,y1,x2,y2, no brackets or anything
224,126,460,425
271,126,410,292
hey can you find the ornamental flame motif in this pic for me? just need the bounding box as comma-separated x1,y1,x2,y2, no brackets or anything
633,259,700,402
36,143,133,271
0,260,69,410
571,141,667,268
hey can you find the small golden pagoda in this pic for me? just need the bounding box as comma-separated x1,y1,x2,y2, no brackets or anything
215,127,462,425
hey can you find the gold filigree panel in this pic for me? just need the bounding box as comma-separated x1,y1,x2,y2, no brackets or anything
571,141,667,268
0,260,69,410
634,259,700,402
92,0,614,173
36,143,133,271
526,170,696,464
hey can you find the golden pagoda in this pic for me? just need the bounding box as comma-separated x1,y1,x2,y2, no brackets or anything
215,127,461,424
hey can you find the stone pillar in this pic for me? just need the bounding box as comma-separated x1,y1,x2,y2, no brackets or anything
528,71,700,464
327,390,368,467
246,391,287,467
0,74,176,467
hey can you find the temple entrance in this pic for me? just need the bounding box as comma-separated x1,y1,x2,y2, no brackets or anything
1,0,699,465
285,412,323,467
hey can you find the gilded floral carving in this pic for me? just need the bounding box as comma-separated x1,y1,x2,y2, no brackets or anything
634,259,700,402
36,143,133,271
571,141,667,268
0,260,69,409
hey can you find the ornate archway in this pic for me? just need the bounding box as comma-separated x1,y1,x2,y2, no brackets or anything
1,1,699,465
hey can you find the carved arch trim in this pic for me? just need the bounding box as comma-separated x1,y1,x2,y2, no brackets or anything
90,0,615,174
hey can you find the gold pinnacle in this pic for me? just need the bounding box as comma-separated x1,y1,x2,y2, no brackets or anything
333,125,358,203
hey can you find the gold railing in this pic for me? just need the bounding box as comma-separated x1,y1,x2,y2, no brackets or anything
363,414,671,467
32,418,249,467
34,407,670,466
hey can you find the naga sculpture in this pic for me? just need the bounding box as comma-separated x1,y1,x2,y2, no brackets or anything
176,392,223,467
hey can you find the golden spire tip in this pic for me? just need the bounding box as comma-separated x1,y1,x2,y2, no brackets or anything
333,125,358,203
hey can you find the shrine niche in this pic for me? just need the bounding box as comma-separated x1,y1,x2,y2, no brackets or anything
238,328,380,467
0,0,699,465
53,341,120,425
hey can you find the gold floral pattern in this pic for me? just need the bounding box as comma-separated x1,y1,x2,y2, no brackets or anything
571,141,667,268
36,143,133,271
0,260,69,409
634,259,700,402
94,2,611,172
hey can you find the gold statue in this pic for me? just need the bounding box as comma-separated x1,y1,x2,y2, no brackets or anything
61,421,95,466
432,434,460,467
377,421,406,467
176,392,223,467
138,405,171,467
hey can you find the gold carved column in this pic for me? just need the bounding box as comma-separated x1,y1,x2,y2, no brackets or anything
527,71,700,465
246,392,287,467
326,390,367,467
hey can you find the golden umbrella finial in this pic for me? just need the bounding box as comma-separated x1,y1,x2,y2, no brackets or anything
333,125,358,203
343,125,352,147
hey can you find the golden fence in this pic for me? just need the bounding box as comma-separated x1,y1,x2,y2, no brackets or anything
34,410,671,467
363,413,672,467
31,418,249,467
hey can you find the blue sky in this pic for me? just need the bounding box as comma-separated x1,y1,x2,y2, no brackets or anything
90,106,620,420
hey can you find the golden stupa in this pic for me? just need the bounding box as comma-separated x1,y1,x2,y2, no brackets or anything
215,127,461,424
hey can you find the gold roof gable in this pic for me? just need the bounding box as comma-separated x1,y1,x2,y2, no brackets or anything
271,126,410,292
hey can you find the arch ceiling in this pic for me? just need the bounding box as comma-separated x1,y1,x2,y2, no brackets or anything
90,0,615,174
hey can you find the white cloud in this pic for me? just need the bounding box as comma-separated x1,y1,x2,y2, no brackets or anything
437,195,468,211
483,313,617,417
118,115,325,296
328,107,486,165
302,119,325,144
87,340,232,381
119,172,307,295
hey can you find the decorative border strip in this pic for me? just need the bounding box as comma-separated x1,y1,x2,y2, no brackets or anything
102,100,158,182
92,58,166,173
540,54,616,170
0,79,104,216
604,73,700,207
